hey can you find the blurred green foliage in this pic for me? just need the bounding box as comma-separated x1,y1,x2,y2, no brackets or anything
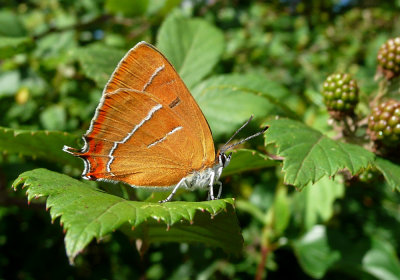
1,0,400,279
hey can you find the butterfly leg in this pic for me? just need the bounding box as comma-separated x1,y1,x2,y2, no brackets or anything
208,172,219,200
159,177,186,203
216,181,223,199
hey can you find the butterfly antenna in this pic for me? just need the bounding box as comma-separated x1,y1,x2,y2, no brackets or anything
220,115,254,152
220,116,269,153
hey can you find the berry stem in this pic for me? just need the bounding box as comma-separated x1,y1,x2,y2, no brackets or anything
370,79,388,108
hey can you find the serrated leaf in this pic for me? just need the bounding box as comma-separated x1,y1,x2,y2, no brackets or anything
221,149,277,177
72,44,125,87
0,127,80,166
264,119,375,189
374,157,400,192
192,74,297,138
293,225,341,279
294,176,345,230
0,36,33,59
13,169,242,263
157,14,224,88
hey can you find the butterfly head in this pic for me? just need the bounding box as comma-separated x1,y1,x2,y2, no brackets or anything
218,152,232,169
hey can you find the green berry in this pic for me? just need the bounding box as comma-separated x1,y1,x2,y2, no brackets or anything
321,73,359,114
377,37,400,78
368,99,400,146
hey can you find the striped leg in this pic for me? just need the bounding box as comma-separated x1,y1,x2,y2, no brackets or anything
159,177,186,203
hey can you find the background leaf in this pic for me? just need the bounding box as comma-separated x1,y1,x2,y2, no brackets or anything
293,176,345,230
105,0,149,16
71,44,125,87
264,118,375,189
192,74,296,138
374,157,400,192
0,127,80,166
0,36,33,59
157,13,225,88
362,237,400,280
13,169,242,263
293,225,341,279
221,149,277,177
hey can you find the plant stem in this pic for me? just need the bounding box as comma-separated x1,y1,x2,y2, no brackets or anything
255,245,270,280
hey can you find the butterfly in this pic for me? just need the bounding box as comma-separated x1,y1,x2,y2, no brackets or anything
63,41,267,202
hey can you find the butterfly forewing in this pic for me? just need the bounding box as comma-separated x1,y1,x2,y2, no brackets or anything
104,42,215,164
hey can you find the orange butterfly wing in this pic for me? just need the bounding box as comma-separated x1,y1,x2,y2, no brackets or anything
64,42,216,187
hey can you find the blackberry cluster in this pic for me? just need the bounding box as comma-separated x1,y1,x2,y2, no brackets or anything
368,99,400,145
377,37,400,77
322,73,359,113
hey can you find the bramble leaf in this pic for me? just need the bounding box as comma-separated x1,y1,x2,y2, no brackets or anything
13,169,242,263
264,119,375,189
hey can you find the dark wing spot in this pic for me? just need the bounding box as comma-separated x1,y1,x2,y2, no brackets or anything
169,97,181,109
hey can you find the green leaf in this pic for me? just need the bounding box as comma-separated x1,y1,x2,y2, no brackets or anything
192,74,297,138
0,127,80,166
293,225,341,279
72,44,125,87
0,71,20,98
374,157,400,192
157,13,224,88
362,237,400,280
264,119,375,189
294,176,345,230
105,0,149,16
0,10,27,37
0,36,33,59
147,0,181,17
271,186,290,235
13,169,242,263
39,104,67,131
221,149,277,177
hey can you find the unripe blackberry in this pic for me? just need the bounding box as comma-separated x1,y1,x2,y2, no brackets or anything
358,168,380,183
321,73,359,116
377,37,400,79
368,99,400,146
